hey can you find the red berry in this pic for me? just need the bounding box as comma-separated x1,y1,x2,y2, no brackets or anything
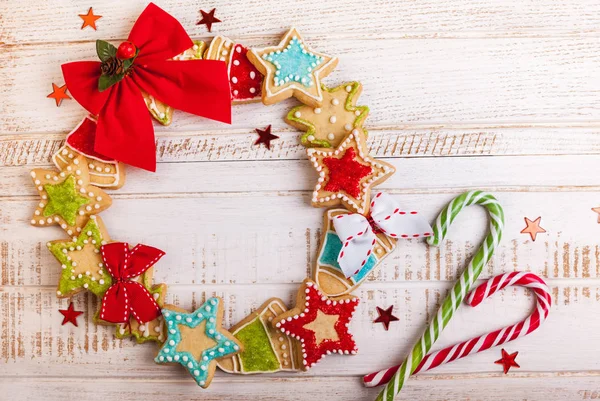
116,41,136,60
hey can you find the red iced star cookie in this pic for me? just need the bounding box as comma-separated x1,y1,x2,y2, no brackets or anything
273,279,359,370
307,130,395,214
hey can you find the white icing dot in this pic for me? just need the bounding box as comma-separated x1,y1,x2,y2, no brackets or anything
294,111,301,118
331,98,339,106
231,77,238,84
250,71,256,79
314,108,321,114
249,87,256,93
329,116,337,124
328,133,335,140
233,60,240,66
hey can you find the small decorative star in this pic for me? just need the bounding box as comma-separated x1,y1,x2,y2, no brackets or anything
156,299,242,388
307,130,395,214
592,207,600,223
79,7,102,30
273,280,359,370
196,8,221,32
520,216,546,241
495,348,520,374
373,306,399,331
254,125,279,150
247,27,338,107
47,83,71,107
59,302,84,326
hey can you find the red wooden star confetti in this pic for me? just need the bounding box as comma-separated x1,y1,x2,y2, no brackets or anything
196,8,221,32
59,302,84,326
520,216,546,241
494,348,520,374
274,280,359,370
373,305,399,331
592,207,600,223
254,125,279,150
79,7,102,30
47,83,71,106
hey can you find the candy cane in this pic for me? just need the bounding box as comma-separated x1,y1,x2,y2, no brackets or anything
363,271,551,387
374,190,504,401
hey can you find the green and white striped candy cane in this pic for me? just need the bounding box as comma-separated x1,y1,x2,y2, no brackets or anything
375,190,504,401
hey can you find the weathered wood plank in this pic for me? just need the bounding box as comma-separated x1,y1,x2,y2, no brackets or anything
3,375,600,401
2,192,599,287
2,0,600,44
0,282,598,377
3,125,600,167
2,38,599,133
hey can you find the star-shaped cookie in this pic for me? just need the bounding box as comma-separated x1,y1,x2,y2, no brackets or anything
307,130,395,214
156,299,243,388
286,82,369,148
273,279,359,370
247,27,338,107
47,215,112,298
30,156,112,236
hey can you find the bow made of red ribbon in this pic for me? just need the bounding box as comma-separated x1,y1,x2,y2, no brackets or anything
99,242,165,324
62,3,232,172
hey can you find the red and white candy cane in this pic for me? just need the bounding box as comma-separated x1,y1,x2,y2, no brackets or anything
363,271,551,387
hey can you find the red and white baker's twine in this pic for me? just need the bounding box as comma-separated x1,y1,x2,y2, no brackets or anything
363,271,552,387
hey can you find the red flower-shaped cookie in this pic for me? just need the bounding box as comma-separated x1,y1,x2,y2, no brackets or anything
274,280,359,370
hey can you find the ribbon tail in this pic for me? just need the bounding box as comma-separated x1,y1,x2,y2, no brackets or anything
99,284,130,324
95,78,156,172
127,282,162,324
133,60,231,124
61,61,110,115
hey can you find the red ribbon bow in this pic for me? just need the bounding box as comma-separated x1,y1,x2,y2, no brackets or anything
99,242,165,324
62,3,231,172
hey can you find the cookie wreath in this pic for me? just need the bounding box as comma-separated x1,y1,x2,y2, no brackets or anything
33,3,434,389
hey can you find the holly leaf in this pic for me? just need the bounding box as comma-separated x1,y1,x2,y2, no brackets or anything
98,73,123,92
96,40,117,62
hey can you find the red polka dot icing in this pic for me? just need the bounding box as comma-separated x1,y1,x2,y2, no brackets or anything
230,44,262,102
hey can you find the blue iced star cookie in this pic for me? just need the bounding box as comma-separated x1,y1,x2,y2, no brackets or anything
155,298,243,388
247,27,338,107
263,36,323,88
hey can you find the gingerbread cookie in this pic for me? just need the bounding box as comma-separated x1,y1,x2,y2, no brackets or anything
205,36,263,104
156,299,243,388
307,130,395,214
94,264,168,344
217,298,302,374
247,27,338,107
314,209,397,297
30,156,112,235
52,116,126,190
142,40,207,125
273,279,358,370
286,82,369,148
47,215,112,298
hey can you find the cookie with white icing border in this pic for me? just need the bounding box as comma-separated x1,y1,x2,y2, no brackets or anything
30,156,112,235
141,40,207,125
307,129,395,214
52,116,126,190
273,279,359,370
314,209,397,297
247,27,338,107
205,36,263,104
217,298,302,374
47,215,113,298
286,82,369,148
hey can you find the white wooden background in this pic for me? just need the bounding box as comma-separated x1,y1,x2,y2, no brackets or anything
1,1,600,400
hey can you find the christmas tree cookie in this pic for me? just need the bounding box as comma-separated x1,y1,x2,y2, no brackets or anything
217,298,302,374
